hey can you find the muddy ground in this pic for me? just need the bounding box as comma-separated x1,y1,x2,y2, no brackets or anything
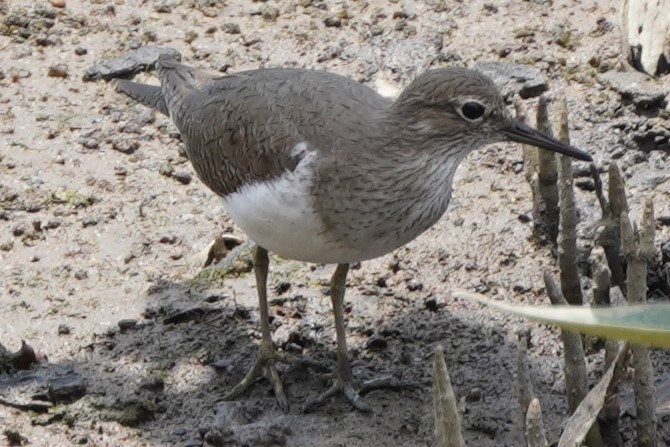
1,0,670,446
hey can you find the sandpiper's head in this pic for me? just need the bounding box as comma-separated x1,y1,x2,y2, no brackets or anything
393,67,592,162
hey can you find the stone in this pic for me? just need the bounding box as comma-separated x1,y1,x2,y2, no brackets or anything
47,373,86,403
473,61,548,99
83,46,181,82
597,70,668,109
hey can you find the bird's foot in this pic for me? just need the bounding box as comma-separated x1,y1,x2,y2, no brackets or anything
303,374,371,413
223,347,290,412
303,374,420,413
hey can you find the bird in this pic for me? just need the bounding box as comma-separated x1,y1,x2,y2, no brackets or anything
114,55,592,413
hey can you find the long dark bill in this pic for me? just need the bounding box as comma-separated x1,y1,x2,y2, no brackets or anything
502,120,593,162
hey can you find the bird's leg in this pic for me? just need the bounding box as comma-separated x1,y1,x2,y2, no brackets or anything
303,264,422,413
223,245,289,412
304,263,372,413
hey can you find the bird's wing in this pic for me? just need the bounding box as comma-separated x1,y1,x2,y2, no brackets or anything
118,63,390,197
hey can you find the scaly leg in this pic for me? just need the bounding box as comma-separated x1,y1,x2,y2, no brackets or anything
223,245,289,412
304,263,372,412
303,263,421,413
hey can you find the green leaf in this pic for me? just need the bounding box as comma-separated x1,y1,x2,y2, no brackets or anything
454,290,670,348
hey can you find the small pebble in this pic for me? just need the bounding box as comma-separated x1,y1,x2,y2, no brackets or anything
324,16,342,27
284,342,303,354
50,0,66,7
202,7,218,17
118,319,138,330
204,293,225,303
81,138,99,150
424,296,438,312
466,387,482,402
158,235,177,244
222,23,240,34
3,430,25,446
406,280,423,291
48,64,69,78
184,30,198,44
172,171,192,184
81,217,98,227
132,108,155,126
44,219,61,230
274,281,291,295
365,336,388,352
159,163,175,177
261,5,279,21
369,25,383,36
47,374,86,403
575,178,595,192
210,359,232,370
58,323,72,335
139,376,164,392
112,140,139,154
35,35,56,47
154,1,171,13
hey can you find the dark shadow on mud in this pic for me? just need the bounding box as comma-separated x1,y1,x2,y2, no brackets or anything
3,272,670,447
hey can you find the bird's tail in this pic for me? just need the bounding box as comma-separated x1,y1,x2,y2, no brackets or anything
115,79,169,117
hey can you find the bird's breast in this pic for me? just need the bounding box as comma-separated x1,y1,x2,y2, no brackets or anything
222,146,463,264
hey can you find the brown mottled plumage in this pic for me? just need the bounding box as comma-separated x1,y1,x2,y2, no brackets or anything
115,56,591,413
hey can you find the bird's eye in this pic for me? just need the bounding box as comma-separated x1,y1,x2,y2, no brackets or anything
460,102,486,121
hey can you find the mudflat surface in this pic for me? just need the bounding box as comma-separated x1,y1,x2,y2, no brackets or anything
1,0,670,446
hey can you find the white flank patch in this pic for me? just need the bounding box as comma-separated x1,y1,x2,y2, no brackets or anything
373,75,401,99
222,143,339,263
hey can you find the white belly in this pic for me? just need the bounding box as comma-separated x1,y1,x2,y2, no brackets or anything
222,150,353,264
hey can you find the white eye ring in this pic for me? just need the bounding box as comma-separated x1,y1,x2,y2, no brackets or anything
458,101,486,121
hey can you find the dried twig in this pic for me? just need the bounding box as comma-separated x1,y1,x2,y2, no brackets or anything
515,99,543,238
536,95,560,244
557,344,626,447
621,199,657,447
545,272,603,446
433,345,466,447
593,263,612,307
592,261,623,446
526,398,549,447
517,330,536,445
593,164,628,293
544,272,588,411
0,397,51,413
515,99,540,185
553,93,583,305
600,340,630,447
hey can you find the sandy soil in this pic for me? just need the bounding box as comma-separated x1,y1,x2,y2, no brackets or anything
1,0,670,446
